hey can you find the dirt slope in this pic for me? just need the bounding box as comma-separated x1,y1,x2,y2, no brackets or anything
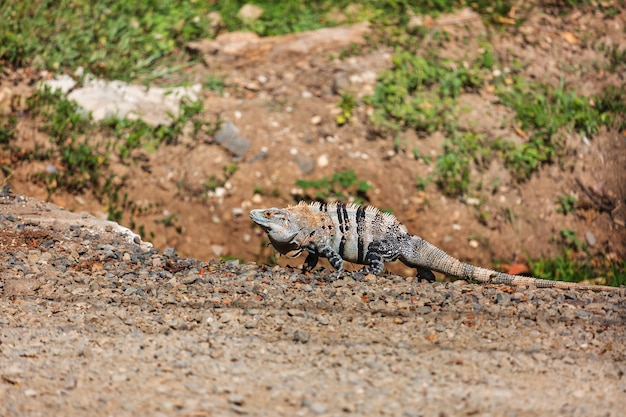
2,7,625,279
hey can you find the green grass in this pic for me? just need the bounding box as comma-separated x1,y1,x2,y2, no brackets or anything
25,86,104,195
0,115,17,145
530,253,626,287
556,194,578,215
1,1,216,80
495,77,621,180
16,83,216,220
336,92,356,126
295,169,372,204
528,228,626,287
366,51,486,135
101,99,218,160
594,85,626,132
1,0,458,81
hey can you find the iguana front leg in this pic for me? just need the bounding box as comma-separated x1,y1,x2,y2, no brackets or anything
317,244,344,280
303,252,319,273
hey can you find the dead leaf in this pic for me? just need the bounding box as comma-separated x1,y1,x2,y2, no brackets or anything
496,16,516,25
500,263,530,275
560,32,580,45
513,126,529,139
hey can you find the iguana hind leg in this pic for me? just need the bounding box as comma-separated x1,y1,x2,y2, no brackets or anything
416,266,436,282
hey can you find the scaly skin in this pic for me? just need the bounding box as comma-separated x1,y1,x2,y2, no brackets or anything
250,202,623,293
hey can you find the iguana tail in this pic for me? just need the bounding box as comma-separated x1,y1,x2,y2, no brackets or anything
399,236,622,293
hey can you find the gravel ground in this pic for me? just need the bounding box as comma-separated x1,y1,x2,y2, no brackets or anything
1,194,625,417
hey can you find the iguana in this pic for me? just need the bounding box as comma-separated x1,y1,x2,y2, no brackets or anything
250,201,622,293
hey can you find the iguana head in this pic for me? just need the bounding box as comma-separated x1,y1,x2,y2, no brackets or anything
249,208,302,254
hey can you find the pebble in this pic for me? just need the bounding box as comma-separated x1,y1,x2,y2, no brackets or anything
24,388,38,397
317,154,329,168
293,330,310,343
214,121,250,158
302,399,327,414
228,393,245,406
332,75,350,94
181,274,198,285
211,245,224,257
294,154,315,174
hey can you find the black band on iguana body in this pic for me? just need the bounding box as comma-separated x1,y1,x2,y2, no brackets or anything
356,205,366,264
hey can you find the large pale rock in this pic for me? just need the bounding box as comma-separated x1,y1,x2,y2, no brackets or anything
187,22,371,67
42,76,202,126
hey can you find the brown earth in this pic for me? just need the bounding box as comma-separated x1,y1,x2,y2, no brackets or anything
2,7,626,282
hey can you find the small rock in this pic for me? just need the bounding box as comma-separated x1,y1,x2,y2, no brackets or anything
302,399,327,414
332,74,350,94
207,11,225,34
63,375,78,390
228,393,245,406
294,154,315,175
214,187,226,198
237,4,264,22
111,373,128,382
211,245,224,257
215,121,251,158
287,309,306,317
293,330,310,343
123,287,137,296
244,318,258,329
310,115,322,125
24,388,38,397
181,274,198,285
584,231,596,247
496,293,511,305
317,154,329,168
